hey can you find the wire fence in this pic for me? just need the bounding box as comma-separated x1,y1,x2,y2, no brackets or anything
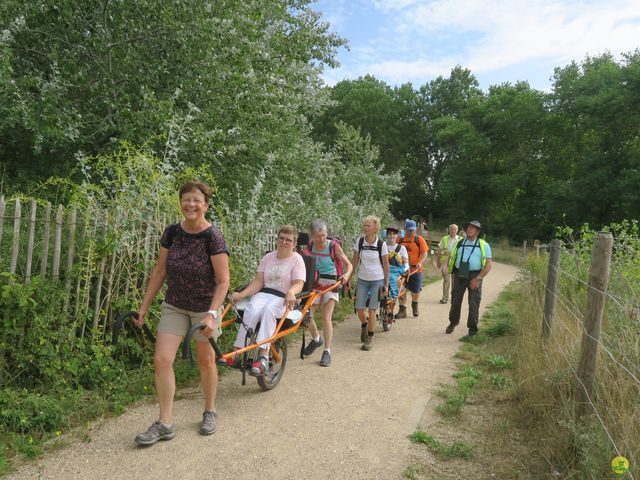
534,234,639,477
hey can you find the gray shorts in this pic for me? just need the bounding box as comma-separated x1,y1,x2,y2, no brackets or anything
157,302,221,342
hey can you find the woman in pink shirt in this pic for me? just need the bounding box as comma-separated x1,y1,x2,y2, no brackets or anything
229,225,306,375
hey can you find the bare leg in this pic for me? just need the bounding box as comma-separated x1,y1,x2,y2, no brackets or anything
308,304,320,339
154,333,183,424
367,308,376,332
195,340,218,412
322,300,336,349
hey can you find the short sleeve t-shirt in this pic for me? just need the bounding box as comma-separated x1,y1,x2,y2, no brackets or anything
353,236,389,281
401,233,429,270
160,223,228,312
258,251,307,294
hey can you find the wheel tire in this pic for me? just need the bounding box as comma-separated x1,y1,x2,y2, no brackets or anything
257,339,288,391
379,288,391,332
385,312,394,331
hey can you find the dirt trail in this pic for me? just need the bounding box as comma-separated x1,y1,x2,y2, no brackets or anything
8,262,519,480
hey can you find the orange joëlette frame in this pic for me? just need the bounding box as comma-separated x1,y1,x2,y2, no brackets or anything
216,279,344,362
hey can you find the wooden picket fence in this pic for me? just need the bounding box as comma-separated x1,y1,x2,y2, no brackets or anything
0,195,279,337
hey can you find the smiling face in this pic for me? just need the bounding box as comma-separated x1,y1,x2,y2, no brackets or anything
276,232,296,255
180,188,208,222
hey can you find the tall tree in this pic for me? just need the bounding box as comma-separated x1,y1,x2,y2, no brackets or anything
0,0,346,193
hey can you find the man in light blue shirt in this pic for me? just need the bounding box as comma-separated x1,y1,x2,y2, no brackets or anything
445,220,492,337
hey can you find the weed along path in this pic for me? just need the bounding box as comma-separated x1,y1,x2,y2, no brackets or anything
9,262,519,480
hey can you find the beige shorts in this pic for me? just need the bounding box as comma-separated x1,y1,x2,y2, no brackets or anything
312,278,340,305
157,302,221,342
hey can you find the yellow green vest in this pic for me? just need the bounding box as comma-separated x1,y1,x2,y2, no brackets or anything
440,235,461,259
448,238,487,273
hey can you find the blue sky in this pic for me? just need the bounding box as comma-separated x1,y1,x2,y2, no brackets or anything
311,0,640,91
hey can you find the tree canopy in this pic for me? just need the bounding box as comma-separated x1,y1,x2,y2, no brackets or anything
312,55,640,240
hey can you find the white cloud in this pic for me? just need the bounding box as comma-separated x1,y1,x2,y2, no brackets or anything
367,58,457,83
317,0,640,89
398,0,640,71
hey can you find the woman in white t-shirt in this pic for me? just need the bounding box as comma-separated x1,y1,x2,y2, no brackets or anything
351,215,390,351
228,225,306,375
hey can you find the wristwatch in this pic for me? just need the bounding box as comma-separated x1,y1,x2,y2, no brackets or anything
207,309,219,319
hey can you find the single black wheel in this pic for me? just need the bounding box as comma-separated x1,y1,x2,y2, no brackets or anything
384,311,394,331
256,338,288,391
379,285,391,332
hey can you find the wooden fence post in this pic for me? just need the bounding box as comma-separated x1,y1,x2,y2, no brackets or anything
64,208,77,293
542,239,562,339
40,202,52,278
52,204,63,280
25,200,37,284
576,232,613,418
9,199,21,275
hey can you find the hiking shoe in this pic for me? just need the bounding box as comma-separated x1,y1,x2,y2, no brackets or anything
439,298,447,304
361,335,374,351
445,323,457,334
396,306,407,318
250,356,268,376
135,420,176,446
303,338,323,357
360,325,368,343
199,410,217,436
320,350,331,367
412,301,419,317
468,329,478,337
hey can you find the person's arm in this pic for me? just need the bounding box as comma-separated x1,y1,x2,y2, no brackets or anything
135,247,168,327
231,272,265,303
334,243,353,282
470,258,492,289
400,246,410,273
200,253,230,337
417,237,429,265
351,250,360,274
284,279,305,310
381,254,390,295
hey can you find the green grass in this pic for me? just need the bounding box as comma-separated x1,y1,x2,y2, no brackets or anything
488,373,512,389
485,354,514,370
409,431,476,460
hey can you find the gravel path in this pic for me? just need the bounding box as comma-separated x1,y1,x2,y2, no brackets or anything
8,262,519,480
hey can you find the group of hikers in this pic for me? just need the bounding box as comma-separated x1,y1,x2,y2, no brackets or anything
132,180,492,446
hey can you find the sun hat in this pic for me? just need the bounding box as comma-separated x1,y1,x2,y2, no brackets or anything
464,220,482,231
386,226,400,234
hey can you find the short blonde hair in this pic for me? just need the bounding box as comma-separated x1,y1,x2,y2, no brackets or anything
363,215,381,233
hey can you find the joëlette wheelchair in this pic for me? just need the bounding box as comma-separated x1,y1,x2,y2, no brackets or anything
184,245,343,391
370,265,420,332
113,237,343,391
